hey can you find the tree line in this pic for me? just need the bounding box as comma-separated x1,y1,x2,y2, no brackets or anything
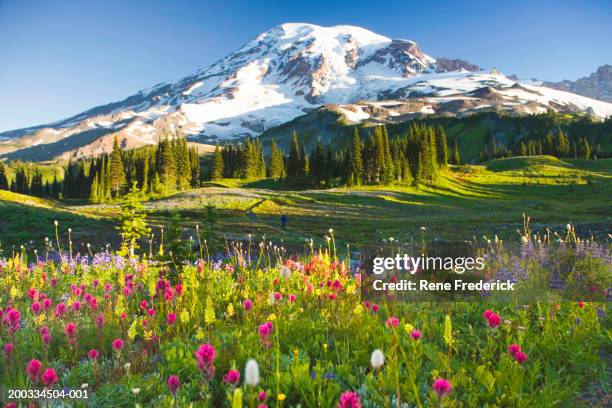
0,132,201,201
479,128,602,161
209,124,454,187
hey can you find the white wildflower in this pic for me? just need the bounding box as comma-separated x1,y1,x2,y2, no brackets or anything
370,349,385,369
245,359,260,386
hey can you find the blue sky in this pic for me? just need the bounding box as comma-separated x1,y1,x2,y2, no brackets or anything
1,0,610,132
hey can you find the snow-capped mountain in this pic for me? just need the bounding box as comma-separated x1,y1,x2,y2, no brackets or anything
2,23,612,161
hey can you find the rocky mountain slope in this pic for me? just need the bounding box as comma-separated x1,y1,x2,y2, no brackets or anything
1,23,611,161
543,65,612,103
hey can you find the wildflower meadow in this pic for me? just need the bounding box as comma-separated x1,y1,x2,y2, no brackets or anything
0,218,609,407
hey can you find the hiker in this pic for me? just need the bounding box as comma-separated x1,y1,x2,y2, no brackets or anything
280,214,287,230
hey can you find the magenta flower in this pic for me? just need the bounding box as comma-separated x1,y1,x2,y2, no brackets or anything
40,327,52,345
195,344,216,364
274,292,282,301
258,390,267,402
483,309,493,319
147,308,155,317
27,288,39,300
432,378,452,398
223,369,241,385
88,349,100,360
167,313,177,325
3,342,14,357
514,351,527,364
577,301,585,308
41,368,58,387
31,302,42,315
258,321,274,348
288,294,297,302
508,344,521,356
95,315,105,330
337,390,362,408
54,303,66,318
371,304,379,313
486,312,501,328
26,359,42,382
42,298,52,311
64,322,76,339
195,343,217,379
410,329,422,340
5,309,21,333
385,316,399,328
112,338,124,352
243,299,253,310
167,375,180,395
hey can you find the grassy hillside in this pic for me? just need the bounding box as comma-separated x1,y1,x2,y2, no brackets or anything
259,109,612,162
0,190,113,251
82,156,612,248
2,156,610,250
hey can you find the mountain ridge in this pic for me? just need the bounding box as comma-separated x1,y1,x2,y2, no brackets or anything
1,23,611,161
543,65,612,102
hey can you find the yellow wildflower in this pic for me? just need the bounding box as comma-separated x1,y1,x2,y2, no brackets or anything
196,327,206,340
353,304,363,316
127,320,138,341
180,309,190,324
204,296,216,325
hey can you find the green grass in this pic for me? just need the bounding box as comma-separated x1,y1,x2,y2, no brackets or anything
2,156,610,249
139,156,612,247
0,190,113,251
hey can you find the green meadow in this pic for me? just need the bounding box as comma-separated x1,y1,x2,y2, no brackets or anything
1,155,610,251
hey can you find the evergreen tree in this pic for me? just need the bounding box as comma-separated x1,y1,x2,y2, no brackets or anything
349,128,363,185
310,139,326,185
434,125,449,168
110,136,126,197
287,131,300,178
30,171,43,197
90,177,99,203
51,175,60,198
14,166,29,194
0,162,9,190
142,153,150,191
452,139,461,165
176,136,191,190
117,182,151,257
158,134,177,192
299,143,309,178
189,147,201,187
577,137,591,159
268,140,285,180
211,145,224,180
381,126,394,184
544,132,555,156
556,129,570,157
